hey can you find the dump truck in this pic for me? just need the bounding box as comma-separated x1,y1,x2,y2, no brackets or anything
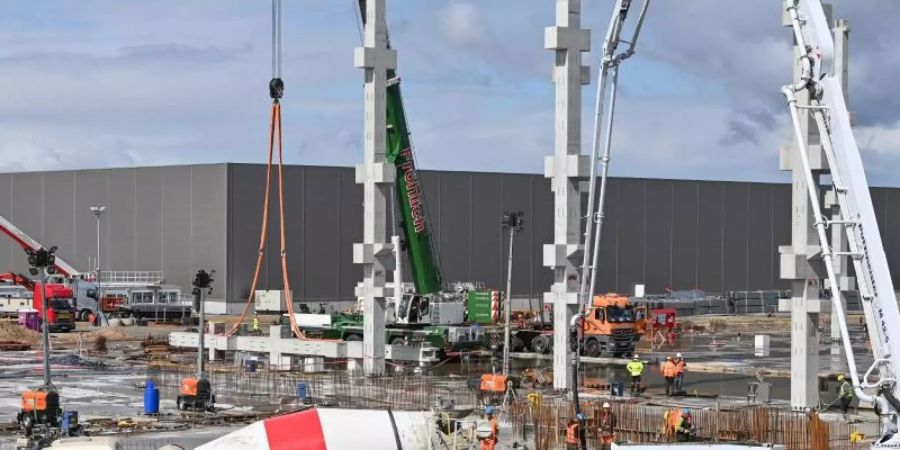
580,293,645,357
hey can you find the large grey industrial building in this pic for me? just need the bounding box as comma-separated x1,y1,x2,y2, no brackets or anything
3,162,900,309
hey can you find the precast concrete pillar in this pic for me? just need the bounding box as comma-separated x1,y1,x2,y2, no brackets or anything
543,0,591,390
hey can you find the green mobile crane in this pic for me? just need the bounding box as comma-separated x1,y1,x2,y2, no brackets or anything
356,0,465,326
295,1,490,354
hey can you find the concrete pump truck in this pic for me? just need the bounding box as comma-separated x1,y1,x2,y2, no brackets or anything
780,0,900,446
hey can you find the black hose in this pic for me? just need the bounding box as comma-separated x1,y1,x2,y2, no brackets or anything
571,319,587,450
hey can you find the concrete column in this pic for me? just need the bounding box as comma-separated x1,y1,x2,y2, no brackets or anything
353,0,396,377
789,281,820,409
779,4,839,410
269,351,291,370
543,0,591,390
303,357,324,373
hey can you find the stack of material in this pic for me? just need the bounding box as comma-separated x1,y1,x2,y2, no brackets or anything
0,320,40,347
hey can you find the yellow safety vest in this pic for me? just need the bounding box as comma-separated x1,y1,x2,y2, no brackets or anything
626,360,644,376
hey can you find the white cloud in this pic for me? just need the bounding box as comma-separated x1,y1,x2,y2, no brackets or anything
0,0,897,189
858,121,900,156
439,2,482,45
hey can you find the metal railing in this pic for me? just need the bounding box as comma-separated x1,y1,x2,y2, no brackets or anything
99,271,165,286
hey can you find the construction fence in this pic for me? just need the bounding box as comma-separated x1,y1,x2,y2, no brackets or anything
151,366,478,411
507,399,865,450
148,366,865,450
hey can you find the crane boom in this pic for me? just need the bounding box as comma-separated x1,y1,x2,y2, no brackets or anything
783,0,900,444
0,215,82,278
0,272,36,290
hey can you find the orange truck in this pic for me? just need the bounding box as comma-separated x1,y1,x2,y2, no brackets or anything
580,293,646,357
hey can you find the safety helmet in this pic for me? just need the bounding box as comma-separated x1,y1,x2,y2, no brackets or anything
576,413,586,421
837,374,845,381
602,402,611,408
485,406,496,415
676,352,682,358
632,354,639,360
666,355,673,360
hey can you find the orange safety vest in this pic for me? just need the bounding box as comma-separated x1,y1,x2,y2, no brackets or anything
489,418,499,439
662,361,677,377
665,409,682,434
566,422,579,444
674,359,686,374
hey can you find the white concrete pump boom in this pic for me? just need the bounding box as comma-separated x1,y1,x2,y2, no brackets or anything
0,214,83,278
579,0,649,310
783,0,900,445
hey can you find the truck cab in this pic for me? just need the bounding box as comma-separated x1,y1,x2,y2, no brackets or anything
581,293,641,357
33,284,76,333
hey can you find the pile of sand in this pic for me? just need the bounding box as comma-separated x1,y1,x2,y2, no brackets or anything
0,320,40,345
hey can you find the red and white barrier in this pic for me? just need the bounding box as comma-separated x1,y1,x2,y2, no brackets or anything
197,408,432,450
491,291,500,323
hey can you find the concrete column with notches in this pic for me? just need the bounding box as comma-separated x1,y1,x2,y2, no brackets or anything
543,0,591,390
353,0,396,377
778,3,837,410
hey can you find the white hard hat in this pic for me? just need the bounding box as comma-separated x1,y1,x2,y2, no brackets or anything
632,354,639,359
603,402,611,408
676,352,682,358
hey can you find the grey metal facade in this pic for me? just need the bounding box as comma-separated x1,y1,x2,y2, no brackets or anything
0,165,228,301
4,162,900,306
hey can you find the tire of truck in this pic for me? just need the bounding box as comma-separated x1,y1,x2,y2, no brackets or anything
344,334,362,342
78,309,91,322
583,338,601,357
509,335,525,352
389,336,406,345
530,335,551,354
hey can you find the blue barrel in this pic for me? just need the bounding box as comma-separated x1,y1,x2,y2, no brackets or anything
143,380,160,414
296,382,308,403
611,382,623,397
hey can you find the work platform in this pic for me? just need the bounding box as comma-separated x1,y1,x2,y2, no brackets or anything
169,325,440,369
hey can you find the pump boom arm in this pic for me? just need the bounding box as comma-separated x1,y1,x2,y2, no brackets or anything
783,0,900,445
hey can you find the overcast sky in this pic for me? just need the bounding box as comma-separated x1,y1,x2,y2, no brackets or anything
1,1,899,185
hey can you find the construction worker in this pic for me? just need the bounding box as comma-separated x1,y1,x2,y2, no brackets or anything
598,402,617,450
838,374,855,417
663,408,682,440
662,356,677,396
565,413,585,450
673,352,686,394
481,406,499,450
626,354,644,396
675,408,694,442
252,312,261,335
